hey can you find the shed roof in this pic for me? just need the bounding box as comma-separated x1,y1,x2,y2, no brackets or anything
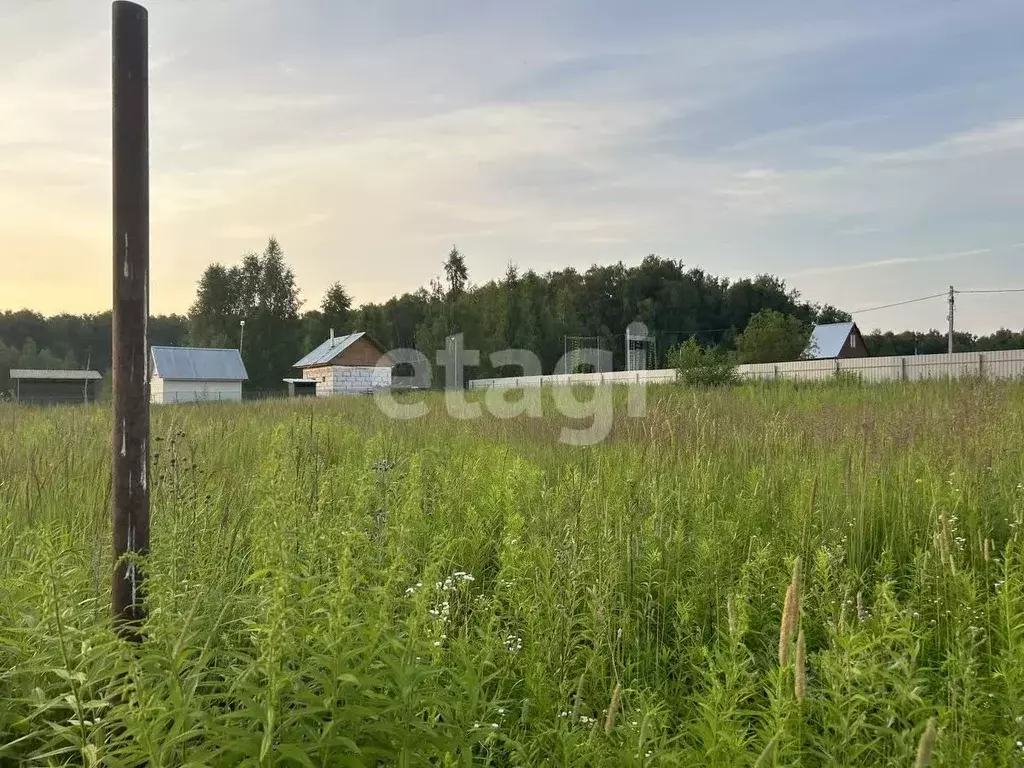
293,332,385,368
9,369,102,381
806,322,860,359
151,346,248,381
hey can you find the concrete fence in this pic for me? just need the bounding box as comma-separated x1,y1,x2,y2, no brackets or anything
468,349,1024,390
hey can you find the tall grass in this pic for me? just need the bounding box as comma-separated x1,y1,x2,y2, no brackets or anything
1,380,1023,765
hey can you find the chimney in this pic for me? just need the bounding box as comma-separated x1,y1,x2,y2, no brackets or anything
330,328,335,346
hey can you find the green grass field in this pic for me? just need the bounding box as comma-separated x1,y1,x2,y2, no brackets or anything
2,381,1024,766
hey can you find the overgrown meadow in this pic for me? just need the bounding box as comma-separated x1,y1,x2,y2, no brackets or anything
2,381,1024,766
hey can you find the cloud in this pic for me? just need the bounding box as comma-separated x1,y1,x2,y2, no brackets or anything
1,0,1023,334
793,248,996,277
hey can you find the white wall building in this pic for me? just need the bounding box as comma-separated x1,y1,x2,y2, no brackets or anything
293,331,393,395
150,346,248,404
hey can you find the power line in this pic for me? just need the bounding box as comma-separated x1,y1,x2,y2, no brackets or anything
849,292,947,315
956,288,1024,295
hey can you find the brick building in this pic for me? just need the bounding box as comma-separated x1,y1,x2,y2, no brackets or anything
293,331,394,395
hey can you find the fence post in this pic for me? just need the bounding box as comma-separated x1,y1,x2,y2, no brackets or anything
979,353,984,379
901,357,907,381
111,0,150,640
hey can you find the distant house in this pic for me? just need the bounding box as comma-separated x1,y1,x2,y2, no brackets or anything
293,330,393,395
150,346,248,404
805,322,869,360
9,369,102,405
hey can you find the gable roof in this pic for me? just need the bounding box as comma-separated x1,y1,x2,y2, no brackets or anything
293,332,386,368
10,369,102,381
151,346,248,381
806,322,862,360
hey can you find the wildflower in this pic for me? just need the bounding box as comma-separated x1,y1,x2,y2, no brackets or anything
433,641,442,647
497,708,506,715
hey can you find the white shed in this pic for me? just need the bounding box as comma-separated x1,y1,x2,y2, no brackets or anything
150,346,248,404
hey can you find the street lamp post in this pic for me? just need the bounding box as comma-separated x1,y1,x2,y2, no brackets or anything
239,319,245,351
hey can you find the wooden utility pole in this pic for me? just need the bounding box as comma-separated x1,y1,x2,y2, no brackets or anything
112,0,150,639
947,285,955,354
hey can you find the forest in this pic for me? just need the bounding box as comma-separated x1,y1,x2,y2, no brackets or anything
2,237,1022,393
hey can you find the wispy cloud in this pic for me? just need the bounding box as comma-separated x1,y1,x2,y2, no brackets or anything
793,248,996,277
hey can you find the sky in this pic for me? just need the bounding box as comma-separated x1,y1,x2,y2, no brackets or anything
1,0,1023,334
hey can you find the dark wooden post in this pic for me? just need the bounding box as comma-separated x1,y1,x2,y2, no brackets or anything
112,0,150,639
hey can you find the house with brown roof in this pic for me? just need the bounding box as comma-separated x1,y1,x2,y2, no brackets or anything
293,330,394,395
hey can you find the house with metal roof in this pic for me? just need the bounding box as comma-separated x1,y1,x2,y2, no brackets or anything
150,346,248,404
293,330,394,395
9,369,102,405
805,322,869,360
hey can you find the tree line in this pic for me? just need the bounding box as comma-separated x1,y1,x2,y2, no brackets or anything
2,236,1022,394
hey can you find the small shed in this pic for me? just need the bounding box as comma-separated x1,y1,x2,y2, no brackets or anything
150,346,248,404
293,330,393,395
805,322,869,360
9,369,102,405
283,378,317,397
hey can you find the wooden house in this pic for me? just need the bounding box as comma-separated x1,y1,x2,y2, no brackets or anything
805,322,869,360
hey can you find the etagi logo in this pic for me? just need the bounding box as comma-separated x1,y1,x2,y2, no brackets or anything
373,333,648,446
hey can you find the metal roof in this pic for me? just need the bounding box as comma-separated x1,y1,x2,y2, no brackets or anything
151,346,248,381
806,322,859,359
9,369,102,381
293,332,366,368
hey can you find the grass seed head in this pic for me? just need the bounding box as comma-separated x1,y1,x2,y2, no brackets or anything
779,582,797,666
794,629,807,703
604,682,622,734
915,717,938,768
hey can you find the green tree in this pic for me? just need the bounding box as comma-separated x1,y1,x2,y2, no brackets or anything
814,304,853,324
443,246,468,299
736,309,811,364
188,237,303,392
321,282,353,331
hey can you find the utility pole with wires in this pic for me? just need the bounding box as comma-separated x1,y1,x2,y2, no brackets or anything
947,285,955,354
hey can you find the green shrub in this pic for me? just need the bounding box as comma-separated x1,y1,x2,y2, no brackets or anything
668,338,738,387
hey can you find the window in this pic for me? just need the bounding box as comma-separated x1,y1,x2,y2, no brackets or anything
850,334,857,349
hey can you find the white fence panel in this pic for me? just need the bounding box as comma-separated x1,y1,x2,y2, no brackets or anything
467,350,1024,390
